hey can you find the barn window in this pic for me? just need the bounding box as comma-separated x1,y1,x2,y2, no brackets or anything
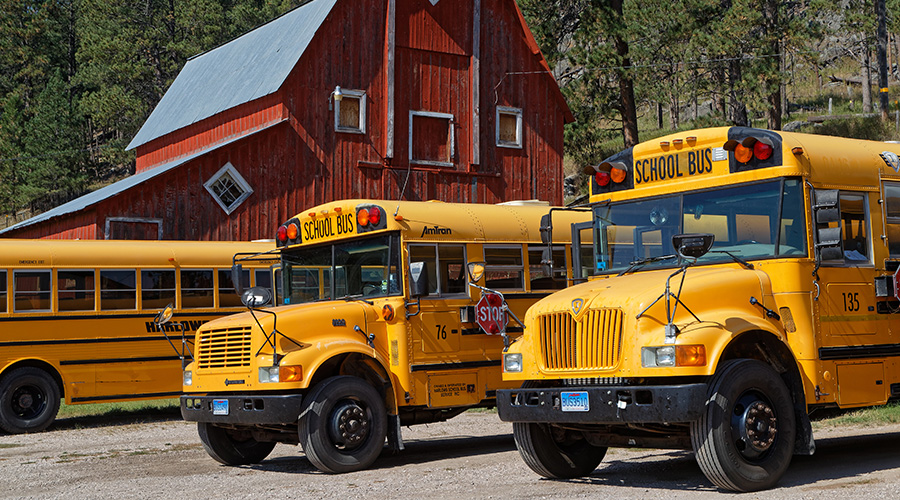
334,89,366,134
496,106,523,148
204,162,253,215
409,111,455,167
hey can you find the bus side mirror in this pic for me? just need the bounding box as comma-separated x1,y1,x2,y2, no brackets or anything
540,213,552,245
231,263,244,296
241,286,272,308
154,303,174,326
467,262,485,283
409,261,429,298
672,233,714,259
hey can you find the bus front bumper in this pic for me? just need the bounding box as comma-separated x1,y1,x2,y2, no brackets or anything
180,394,304,425
496,383,708,424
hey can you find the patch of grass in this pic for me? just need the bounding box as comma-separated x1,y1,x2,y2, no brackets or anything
813,402,900,429
56,398,180,420
0,443,24,449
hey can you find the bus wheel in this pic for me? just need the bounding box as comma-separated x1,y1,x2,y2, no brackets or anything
0,367,61,434
690,359,796,492
197,422,276,465
513,421,607,479
298,376,387,473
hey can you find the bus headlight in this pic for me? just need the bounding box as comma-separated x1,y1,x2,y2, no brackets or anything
504,353,523,373
259,366,279,383
642,345,706,367
183,370,192,386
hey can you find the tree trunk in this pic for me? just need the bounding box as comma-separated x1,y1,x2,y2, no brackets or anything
863,41,873,113
669,93,679,130
763,0,781,130
877,0,889,120
611,0,638,148
728,60,748,126
656,101,663,129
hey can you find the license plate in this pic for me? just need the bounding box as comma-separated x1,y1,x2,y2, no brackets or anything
560,391,589,412
212,399,229,416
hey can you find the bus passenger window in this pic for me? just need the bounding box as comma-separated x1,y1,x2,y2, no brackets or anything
884,183,900,258
439,245,466,294
182,270,214,308
218,269,249,307
484,246,524,290
14,270,51,312
0,270,7,313
528,246,566,290
837,193,870,263
142,270,176,309
58,270,96,311
100,270,136,310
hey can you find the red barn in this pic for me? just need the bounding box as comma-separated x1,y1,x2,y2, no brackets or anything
1,0,572,240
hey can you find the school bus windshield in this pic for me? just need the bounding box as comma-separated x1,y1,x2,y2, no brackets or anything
280,233,401,304
595,178,806,272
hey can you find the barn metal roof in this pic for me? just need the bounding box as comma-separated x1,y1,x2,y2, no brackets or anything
1,121,286,235
126,0,338,151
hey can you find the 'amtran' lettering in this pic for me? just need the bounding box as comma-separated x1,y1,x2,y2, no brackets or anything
635,148,713,185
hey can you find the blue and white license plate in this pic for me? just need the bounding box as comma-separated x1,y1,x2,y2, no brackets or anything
560,391,590,412
212,399,229,416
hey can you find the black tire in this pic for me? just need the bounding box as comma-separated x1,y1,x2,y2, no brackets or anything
513,421,607,479
0,367,61,434
690,359,796,492
197,422,276,465
298,376,387,473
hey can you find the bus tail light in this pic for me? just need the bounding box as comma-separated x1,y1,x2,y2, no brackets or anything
723,128,782,171
358,208,370,226
276,218,301,247
356,204,388,232
610,165,627,184
368,206,381,226
734,143,753,163
595,171,610,187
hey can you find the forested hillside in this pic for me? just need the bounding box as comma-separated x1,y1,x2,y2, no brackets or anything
1,0,899,220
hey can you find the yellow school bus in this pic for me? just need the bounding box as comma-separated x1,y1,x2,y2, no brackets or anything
0,239,274,434
497,126,900,491
178,199,585,473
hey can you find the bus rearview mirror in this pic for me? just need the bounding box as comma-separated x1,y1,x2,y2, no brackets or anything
540,214,552,245
672,233,714,259
241,286,272,308
409,261,429,298
231,264,244,296
154,304,175,326
467,262,485,283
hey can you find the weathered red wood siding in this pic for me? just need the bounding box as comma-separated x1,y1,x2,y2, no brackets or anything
5,0,570,241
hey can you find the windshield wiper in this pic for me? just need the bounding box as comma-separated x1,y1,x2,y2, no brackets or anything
710,250,754,270
341,294,374,305
617,254,677,276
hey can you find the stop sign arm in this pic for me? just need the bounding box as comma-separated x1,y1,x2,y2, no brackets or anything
468,282,524,349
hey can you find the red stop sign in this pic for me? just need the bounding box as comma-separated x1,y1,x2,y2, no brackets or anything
475,293,507,335
894,267,900,301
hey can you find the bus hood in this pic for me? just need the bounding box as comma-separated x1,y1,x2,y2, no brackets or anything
196,300,376,346
525,265,770,327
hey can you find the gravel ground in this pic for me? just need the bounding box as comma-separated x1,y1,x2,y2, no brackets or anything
2,411,900,499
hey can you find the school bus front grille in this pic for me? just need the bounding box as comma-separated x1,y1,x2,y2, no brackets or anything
196,326,252,369
538,309,623,371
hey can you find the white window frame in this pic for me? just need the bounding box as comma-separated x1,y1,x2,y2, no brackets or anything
204,162,253,215
409,110,455,167
13,269,53,313
334,89,366,134
496,106,523,149
483,244,525,291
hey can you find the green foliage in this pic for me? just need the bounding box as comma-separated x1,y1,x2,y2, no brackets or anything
0,0,305,218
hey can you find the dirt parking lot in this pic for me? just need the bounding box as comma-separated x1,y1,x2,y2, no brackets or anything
2,411,900,499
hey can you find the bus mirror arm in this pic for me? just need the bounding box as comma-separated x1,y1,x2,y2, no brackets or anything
155,304,195,368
